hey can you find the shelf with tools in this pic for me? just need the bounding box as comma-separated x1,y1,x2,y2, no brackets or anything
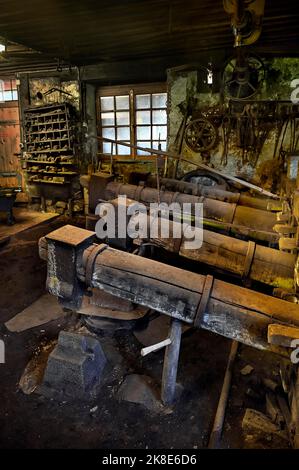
26,129,71,135
27,170,77,175
28,121,68,127
27,148,72,154
28,179,71,185
26,159,74,165
29,138,70,143
24,103,78,186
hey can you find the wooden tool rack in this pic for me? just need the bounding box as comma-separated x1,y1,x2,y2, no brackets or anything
23,103,78,212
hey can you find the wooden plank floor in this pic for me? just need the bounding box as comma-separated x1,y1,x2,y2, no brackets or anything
0,207,59,242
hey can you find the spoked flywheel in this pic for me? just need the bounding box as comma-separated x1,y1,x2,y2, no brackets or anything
184,117,217,153
223,52,265,100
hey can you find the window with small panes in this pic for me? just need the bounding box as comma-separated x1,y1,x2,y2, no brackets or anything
97,84,167,156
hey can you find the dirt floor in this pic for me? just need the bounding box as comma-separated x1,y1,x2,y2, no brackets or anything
0,216,291,449
0,207,58,244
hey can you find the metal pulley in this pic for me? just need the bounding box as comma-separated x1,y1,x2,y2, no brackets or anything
184,117,217,152
222,52,265,100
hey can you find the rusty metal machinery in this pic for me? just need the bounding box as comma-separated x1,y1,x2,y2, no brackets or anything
184,117,218,153
181,169,228,189
179,98,299,168
222,51,265,100
223,0,265,47
222,0,266,100
221,100,299,167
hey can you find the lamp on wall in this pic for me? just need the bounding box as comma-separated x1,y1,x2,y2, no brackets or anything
167,63,214,91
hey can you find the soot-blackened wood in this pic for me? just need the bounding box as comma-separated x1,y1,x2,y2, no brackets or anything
142,214,295,290
86,245,299,356
39,230,299,357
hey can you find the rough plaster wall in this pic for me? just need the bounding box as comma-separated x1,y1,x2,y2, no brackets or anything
84,83,98,165
167,58,299,188
29,78,80,110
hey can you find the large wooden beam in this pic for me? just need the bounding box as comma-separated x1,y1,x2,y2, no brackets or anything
40,226,299,358
105,201,293,291
139,213,295,291
78,240,299,357
131,174,282,212
102,181,278,244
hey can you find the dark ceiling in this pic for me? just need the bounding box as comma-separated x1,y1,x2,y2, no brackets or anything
0,0,298,69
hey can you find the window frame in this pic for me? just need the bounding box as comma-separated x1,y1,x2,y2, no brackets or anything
96,82,167,157
0,78,18,105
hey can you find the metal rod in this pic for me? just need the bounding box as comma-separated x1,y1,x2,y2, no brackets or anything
141,338,171,357
96,135,279,199
208,340,239,448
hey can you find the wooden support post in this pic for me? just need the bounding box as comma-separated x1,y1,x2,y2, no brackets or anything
208,340,239,448
161,319,182,406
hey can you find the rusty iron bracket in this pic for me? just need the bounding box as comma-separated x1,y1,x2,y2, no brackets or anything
242,240,256,284
84,244,108,286
194,274,214,328
134,184,144,201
